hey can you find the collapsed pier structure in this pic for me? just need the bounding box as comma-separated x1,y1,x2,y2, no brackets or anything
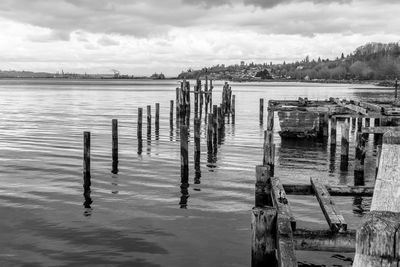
252,97,400,266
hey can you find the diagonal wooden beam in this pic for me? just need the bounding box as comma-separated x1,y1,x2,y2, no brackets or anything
271,176,296,231
310,177,347,233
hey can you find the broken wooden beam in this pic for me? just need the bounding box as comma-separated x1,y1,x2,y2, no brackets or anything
310,177,347,233
282,184,374,197
293,228,356,252
271,176,296,231
361,126,400,134
276,213,297,267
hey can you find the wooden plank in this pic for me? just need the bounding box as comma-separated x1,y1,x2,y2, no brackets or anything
282,184,374,197
371,131,400,212
383,107,400,115
310,177,347,233
361,126,400,134
276,213,297,267
293,228,356,252
271,177,296,231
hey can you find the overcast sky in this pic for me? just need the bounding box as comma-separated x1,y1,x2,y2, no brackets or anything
0,0,399,76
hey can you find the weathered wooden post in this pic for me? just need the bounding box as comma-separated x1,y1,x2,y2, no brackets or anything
365,117,370,127
357,117,362,132
112,119,118,174
155,103,160,140
207,113,213,153
209,79,213,112
263,130,274,177
194,118,201,177
232,95,236,124
340,121,350,171
259,98,264,125
83,131,92,208
180,124,189,183
255,165,273,207
251,206,277,267
353,131,400,267
137,108,143,155
147,105,152,131
373,118,380,144
375,145,382,178
212,105,218,154
170,100,174,127
354,132,367,185
194,81,199,118
331,117,337,146
395,78,398,100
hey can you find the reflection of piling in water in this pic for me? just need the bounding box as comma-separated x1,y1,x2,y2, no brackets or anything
83,131,92,209
170,100,174,128
147,105,152,154
112,119,118,174
137,107,143,155
179,182,189,209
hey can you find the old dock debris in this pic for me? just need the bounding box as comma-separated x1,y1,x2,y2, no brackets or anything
252,96,400,266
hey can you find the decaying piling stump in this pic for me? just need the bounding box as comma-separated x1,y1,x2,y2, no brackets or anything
353,131,400,267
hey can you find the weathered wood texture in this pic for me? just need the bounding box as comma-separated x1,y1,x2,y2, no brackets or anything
282,184,374,197
251,207,278,267
276,213,298,267
112,119,118,174
260,98,264,125
293,228,356,252
255,165,272,207
361,126,400,134
354,133,368,186
83,131,91,190
311,178,347,232
331,117,337,145
353,131,400,267
271,177,296,231
263,130,274,176
180,124,189,183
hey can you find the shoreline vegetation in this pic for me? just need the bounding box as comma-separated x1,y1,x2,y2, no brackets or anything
1,42,399,87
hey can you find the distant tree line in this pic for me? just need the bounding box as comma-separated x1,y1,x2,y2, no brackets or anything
179,42,400,81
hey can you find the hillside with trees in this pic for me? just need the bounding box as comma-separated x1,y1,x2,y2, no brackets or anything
178,42,400,82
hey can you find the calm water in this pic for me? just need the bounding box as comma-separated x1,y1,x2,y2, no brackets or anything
0,79,394,267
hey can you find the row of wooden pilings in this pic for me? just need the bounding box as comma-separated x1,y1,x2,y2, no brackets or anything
82,79,236,209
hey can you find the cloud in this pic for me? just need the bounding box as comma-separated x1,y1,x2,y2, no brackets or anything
97,36,120,46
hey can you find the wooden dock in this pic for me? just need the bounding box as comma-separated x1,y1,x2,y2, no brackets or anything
252,96,400,266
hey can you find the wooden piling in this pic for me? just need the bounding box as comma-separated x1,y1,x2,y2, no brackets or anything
365,117,370,127
267,106,274,131
353,131,400,266
212,105,218,154
83,132,91,192
331,117,337,145
354,133,367,185
351,117,356,131
255,165,273,207
112,119,118,174
263,130,274,177
194,81,199,117
259,98,264,125
155,103,160,128
251,206,278,267
170,100,174,126
147,105,152,129
194,118,201,176
207,113,213,153
357,117,362,132
180,124,189,183
138,107,143,155
340,121,350,171
232,95,236,124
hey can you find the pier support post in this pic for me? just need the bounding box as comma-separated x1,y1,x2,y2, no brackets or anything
353,131,400,267
83,131,92,207
259,98,264,125
232,95,236,124
365,118,370,127
112,119,118,174
357,117,362,132
194,118,201,177
207,113,213,153
331,117,337,146
180,124,189,183
354,133,367,185
170,100,174,127
137,108,143,154
255,165,273,207
340,121,350,171
251,206,277,267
